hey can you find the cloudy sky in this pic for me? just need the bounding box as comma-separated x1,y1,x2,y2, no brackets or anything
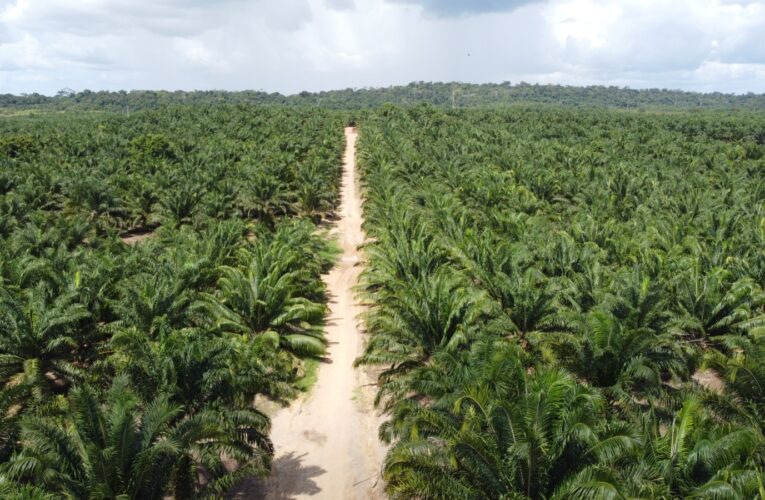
1,0,764,95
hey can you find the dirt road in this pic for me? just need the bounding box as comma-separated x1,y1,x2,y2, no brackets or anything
239,127,386,499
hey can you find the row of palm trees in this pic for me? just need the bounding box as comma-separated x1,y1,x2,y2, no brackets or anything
0,105,344,239
0,106,344,497
355,105,765,498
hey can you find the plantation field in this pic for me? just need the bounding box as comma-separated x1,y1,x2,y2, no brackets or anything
0,106,346,497
356,105,765,498
3,101,765,499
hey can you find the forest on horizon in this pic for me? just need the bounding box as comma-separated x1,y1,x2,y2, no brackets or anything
3,81,765,112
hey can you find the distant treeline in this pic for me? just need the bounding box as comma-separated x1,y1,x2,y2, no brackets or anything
2,81,765,111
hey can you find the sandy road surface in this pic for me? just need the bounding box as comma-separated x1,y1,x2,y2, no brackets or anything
233,127,386,499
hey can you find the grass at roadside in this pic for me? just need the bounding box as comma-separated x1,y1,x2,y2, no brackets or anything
295,358,321,392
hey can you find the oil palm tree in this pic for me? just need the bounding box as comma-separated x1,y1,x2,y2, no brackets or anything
357,269,494,405
648,398,765,498
383,368,630,499
546,310,686,408
110,326,293,411
294,161,337,221
670,266,765,347
703,333,765,425
202,243,327,357
450,229,566,341
109,258,207,340
240,167,293,227
0,285,90,409
157,181,204,229
4,377,271,499
0,480,54,500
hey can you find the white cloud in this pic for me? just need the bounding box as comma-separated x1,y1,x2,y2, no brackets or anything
173,38,227,70
388,0,544,17
0,0,764,94
527,0,765,92
694,60,765,89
